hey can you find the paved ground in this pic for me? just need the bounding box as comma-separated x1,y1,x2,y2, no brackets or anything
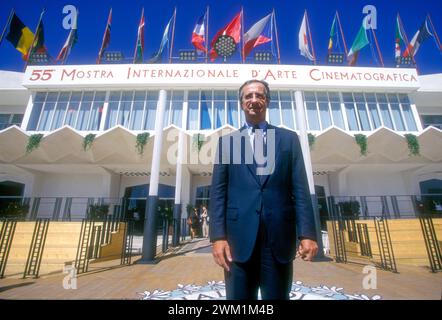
0,238,441,300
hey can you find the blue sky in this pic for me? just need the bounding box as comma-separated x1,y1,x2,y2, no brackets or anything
0,0,441,74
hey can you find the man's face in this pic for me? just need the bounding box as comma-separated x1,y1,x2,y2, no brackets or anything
240,82,268,125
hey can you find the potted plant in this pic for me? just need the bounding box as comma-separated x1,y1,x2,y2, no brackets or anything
0,201,29,220
337,200,360,218
88,204,109,220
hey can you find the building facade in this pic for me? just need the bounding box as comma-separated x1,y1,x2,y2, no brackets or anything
0,64,441,229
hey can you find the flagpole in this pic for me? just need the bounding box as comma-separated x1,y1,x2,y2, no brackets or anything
0,8,14,47
205,6,209,63
240,7,244,63
336,11,348,56
273,9,281,64
62,8,78,65
169,7,177,64
24,8,45,71
133,8,144,63
305,10,316,65
97,8,112,64
398,13,418,72
370,28,384,67
427,13,442,53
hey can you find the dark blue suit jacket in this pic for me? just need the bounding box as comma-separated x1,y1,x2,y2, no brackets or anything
209,124,317,264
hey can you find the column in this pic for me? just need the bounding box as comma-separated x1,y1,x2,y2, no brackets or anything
139,89,167,263
294,90,324,258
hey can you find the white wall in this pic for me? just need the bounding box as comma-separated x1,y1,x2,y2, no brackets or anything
333,166,409,196
33,173,109,197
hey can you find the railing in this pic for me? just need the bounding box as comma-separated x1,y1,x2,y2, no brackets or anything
326,194,442,221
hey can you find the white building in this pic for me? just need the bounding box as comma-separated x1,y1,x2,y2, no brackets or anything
0,64,441,230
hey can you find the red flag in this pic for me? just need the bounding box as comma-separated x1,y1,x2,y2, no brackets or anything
209,12,242,61
97,8,112,64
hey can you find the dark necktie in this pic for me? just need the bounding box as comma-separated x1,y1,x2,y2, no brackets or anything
253,125,267,182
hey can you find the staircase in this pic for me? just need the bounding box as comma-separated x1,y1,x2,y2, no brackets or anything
0,220,17,278
23,218,50,278
331,220,347,263
419,216,442,272
75,219,94,274
374,217,397,273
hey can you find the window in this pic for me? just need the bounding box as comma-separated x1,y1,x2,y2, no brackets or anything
343,93,358,131
130,91,145,130
280,91,295,129
143,91,158,130
329,92,344,129
317,92,331,130
106,91,121,129
51,92,69,130
200,90,212,129
399,94,417,131
0,114,24,130
376,93,393,129
170,90,183,128
304,92,320,130
213,90,225,129
388,94,405,131
66,92,81,128
268,91,281,126
88,91,105,130
118,91,133,128
226,90,239,128
365,93,381,129
354,93,371,131
421,115,442,130
187,90,199,130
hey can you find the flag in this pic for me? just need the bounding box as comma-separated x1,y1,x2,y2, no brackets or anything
133,9,145,63
298,12,314,61
192,13,207,53
25,17,49,61
5,13,34,59
395,14,407,59
347,17,369,65
403,18,433,58
243,13,272,58
149,15,173,63
97,8,112,64
209,12,242,61
328,15,337,54
56,12,78,62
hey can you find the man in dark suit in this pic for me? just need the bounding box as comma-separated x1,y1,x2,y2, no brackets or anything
209,79,318,300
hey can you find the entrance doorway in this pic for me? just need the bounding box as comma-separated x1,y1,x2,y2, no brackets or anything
0,181,25,214
315,185,329,231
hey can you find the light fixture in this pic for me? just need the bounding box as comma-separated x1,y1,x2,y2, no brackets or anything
179,50,197,61
104,51,124,62
28,52,50,65
254,51,273,62
327,53,344,64
214,35,236,59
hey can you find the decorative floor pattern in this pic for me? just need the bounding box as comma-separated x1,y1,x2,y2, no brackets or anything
139,281,382,300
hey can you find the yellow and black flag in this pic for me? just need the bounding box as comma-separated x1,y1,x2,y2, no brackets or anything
5,12,35,59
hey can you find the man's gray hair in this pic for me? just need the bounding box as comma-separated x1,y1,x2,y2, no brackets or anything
238,79,271,104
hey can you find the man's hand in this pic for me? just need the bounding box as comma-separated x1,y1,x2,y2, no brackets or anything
212,240,232,272
296,239,318,261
